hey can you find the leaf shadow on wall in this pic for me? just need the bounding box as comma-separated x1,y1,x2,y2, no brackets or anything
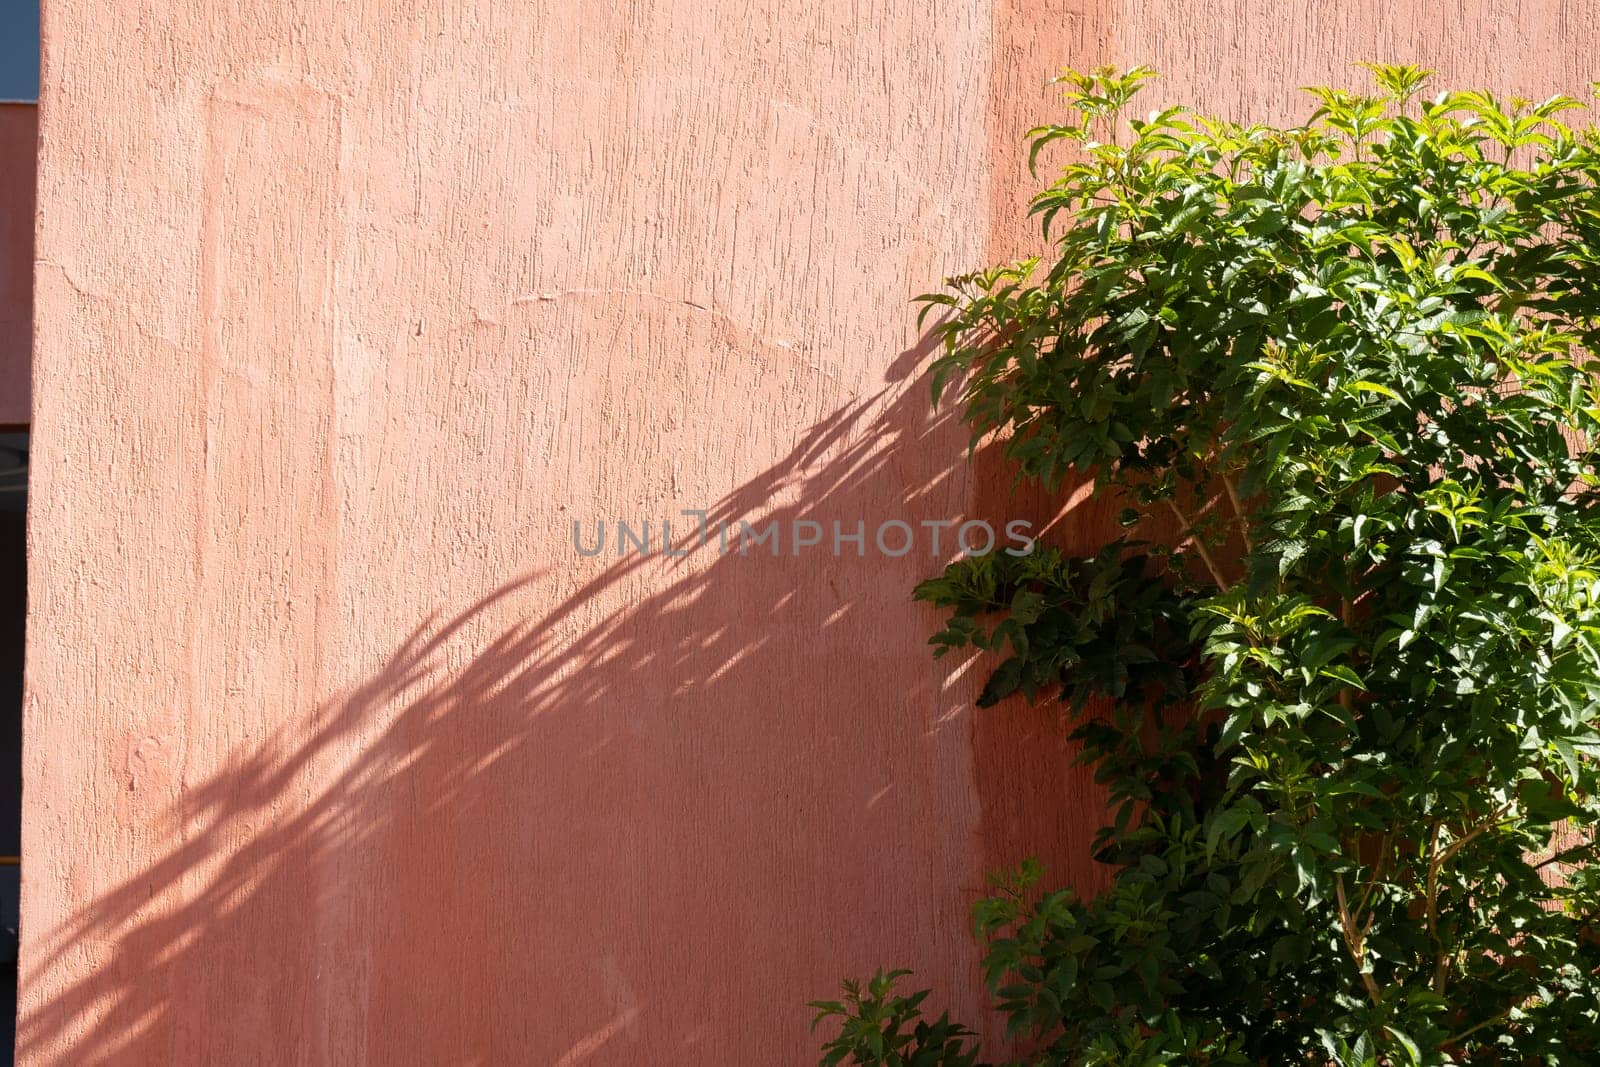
17,340,1124,1066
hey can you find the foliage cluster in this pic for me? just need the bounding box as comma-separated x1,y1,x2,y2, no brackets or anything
814,65,1600,1064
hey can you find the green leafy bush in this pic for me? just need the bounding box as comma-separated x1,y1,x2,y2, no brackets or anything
815,65,1600,1064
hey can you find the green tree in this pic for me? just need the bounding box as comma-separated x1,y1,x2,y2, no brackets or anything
814,65,1600,1065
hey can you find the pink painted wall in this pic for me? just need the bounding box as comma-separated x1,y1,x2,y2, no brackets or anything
0,104,33,426
19,1,1600,1063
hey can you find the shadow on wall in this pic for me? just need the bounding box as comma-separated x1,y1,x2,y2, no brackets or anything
17,342,1120,1065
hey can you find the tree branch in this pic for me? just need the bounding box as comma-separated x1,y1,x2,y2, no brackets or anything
1222,473,1253,552
1427,802,1515,993
1165,497,1228,588
1336,874,1383,1005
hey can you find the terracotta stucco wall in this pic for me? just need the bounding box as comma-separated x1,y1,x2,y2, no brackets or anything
19,2,1600,1063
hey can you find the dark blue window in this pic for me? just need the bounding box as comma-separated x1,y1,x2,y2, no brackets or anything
0,0,40,103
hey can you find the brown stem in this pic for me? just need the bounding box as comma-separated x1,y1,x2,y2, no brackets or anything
1354,833,1390,920
1425,821,1447,992
1426,802,1515,993
1336,874,1383,1005
1165,497,1228,588
1445,1012,1509,1047
1222,473,1253,552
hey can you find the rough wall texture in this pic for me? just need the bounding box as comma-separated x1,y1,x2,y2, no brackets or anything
19,1,1600,1064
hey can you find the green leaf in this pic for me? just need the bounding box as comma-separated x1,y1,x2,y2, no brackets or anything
1319,664,1366,690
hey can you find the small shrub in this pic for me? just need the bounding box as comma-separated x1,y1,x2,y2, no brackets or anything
817,65,1600,1064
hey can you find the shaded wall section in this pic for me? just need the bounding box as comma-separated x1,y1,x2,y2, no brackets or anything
0,104,31,426
23,2,1002,1063
19,1,1600,1065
